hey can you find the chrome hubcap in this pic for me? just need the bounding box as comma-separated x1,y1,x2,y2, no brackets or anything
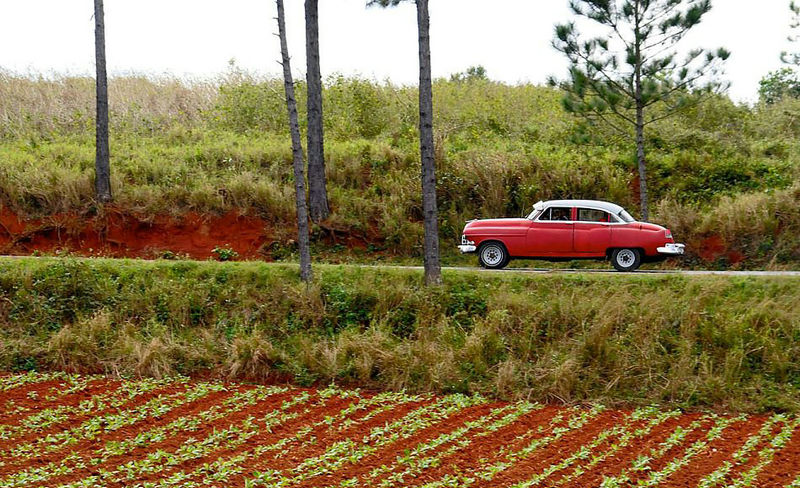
617,249,635,267
482,245,503,266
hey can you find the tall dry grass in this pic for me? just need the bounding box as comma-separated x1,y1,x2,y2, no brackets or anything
2,258,800,412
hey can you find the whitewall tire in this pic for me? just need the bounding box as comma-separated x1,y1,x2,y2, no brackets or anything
611,248,642,272
478,242,509,270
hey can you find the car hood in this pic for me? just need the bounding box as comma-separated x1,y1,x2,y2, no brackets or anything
464,218,530,235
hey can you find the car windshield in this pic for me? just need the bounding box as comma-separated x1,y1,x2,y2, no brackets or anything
527,209,542,220
617,210,636,223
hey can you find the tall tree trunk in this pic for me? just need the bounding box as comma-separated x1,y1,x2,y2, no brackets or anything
305,0,330,223
416,0,442,286
277,0,312,282
633,3,648,221
94,0,112,203
635,104,648,221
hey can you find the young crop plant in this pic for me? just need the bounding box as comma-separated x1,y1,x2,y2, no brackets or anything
549,407,682,487
507,407,667,488
0,375,163,442
636,414,744,487
0,371,67,392
418,405,606,488
696,413,787,488
181,390,428,487
598,415,713,487
366,402,540,488
2,374,798,488
3,380,216,462
86,386,384,488
723,417,800,488
243,394,487,488
55,389,319,488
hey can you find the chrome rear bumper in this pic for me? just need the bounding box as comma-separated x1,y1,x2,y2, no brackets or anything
657,243,685,255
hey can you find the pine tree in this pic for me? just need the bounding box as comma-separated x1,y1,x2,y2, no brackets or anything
276,0,312,282
368,0,442,285
782,1,800,66
552,0,729,220
305,0,330,223
94,0,112,203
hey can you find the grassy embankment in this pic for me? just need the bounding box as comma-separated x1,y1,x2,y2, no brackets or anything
1,257,799,413
1,72,800,267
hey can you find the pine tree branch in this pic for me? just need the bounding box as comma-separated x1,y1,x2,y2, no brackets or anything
642,26,692,51
640,1,682,30
643,93,708,126
571,48,636,99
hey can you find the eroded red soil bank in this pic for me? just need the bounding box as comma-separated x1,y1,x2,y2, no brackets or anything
0,207,271,260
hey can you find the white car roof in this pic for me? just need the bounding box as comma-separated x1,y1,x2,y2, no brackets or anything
536,199,625,214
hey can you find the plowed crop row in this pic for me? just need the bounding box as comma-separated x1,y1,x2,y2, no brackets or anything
1,373,799,487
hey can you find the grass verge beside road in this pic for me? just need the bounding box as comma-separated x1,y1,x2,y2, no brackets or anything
0,257,799,412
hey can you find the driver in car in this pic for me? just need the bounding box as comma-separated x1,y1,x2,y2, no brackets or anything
552,208,571,221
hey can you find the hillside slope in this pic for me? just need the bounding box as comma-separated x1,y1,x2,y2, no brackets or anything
0,72,799,267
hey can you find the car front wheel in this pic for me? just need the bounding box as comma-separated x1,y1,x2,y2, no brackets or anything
611,248,642,272
478,242,509,269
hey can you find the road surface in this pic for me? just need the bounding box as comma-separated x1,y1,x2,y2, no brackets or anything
371,265,800,277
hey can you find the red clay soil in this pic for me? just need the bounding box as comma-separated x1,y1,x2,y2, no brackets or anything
358,404,520,488
381,404,567,488
0,381,194,474
2,374,800,488
225,397,438,487
470,410,628,488
292,402,499,488
42,385,280,488
112,393,371,488
0,378,116,425
659,416,768,488
0,206,382,260
570,414,701,487
0,378,68,415
0,207,271,260
752,424,800,487
620,416,719,486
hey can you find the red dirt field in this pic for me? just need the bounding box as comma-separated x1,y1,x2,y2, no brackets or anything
1,373,799,488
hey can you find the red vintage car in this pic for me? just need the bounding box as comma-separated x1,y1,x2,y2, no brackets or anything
458,199,684,271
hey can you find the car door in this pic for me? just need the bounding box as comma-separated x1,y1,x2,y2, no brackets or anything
526,206,574,255
573,208,612,254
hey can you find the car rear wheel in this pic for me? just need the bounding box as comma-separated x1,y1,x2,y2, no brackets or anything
478,242,509,269
611,248,642,272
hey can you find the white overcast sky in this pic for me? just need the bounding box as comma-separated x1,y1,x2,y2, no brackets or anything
0,1,793,102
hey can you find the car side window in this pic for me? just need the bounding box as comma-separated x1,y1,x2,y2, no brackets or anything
538,207,572,221
577,208,609,222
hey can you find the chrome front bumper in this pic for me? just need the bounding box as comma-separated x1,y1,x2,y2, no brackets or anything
459,236,476,254
657,243,685,255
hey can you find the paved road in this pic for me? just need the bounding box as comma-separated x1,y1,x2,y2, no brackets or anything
369,265,800,277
